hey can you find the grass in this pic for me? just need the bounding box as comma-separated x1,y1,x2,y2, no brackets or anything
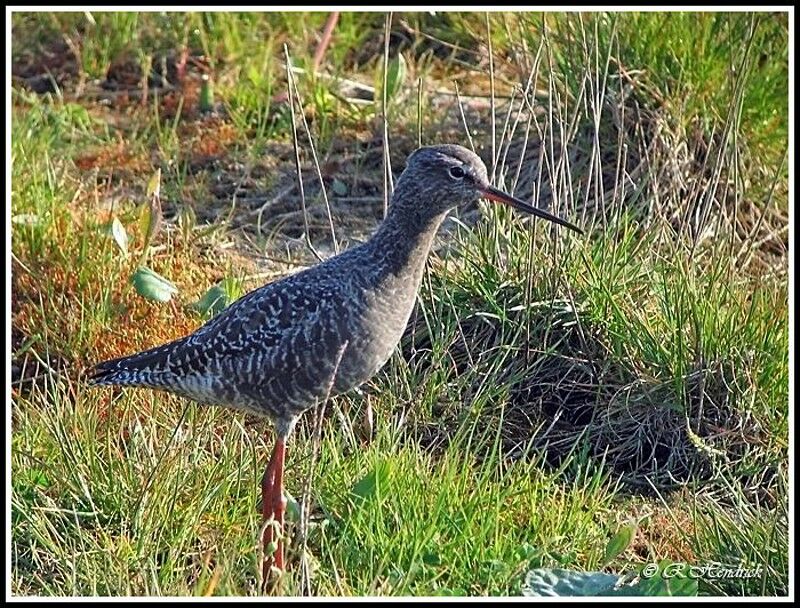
10,10,789,597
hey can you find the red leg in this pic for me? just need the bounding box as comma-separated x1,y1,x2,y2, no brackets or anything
261,437,287,589
312,12,340,73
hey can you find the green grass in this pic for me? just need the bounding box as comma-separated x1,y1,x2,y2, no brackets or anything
11,10,789,597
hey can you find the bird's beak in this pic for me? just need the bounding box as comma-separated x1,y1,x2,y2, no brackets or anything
480,185,584,235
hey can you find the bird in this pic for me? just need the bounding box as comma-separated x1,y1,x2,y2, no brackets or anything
86,143,582,589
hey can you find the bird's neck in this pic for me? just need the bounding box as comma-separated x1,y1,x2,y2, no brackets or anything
367,199,448,281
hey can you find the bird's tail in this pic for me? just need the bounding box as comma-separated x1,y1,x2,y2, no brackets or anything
85,338,183,388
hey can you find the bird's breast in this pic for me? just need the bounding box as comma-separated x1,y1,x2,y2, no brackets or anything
333,269,421,392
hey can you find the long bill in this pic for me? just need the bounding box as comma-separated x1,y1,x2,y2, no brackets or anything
480,185,584,235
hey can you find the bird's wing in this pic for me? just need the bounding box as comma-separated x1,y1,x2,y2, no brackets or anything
87,268,349,385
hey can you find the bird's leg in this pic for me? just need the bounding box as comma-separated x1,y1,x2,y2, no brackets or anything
312,12,340,74
261,437,287,590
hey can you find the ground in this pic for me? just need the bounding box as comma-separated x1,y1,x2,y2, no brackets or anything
10,11,789,597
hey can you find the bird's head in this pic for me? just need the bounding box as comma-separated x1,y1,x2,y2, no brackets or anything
394,144,583,234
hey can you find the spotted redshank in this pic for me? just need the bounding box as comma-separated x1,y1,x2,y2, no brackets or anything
86,144,582,589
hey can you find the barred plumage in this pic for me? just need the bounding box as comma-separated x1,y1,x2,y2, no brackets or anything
86,233,421,427
86,144,581,580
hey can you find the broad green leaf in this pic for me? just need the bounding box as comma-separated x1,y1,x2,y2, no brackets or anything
522,569,620,597
422,551,442,566
521,566,697,597
28,468,51,488
350,461,391,505
138,201,153,244
17,468,53,502
131,266,178,303
602,523,637,566
332,178,348,196
375,53,407,104
140,198,162,247
284,490,301,522
191,284,229,318
387,54,407,100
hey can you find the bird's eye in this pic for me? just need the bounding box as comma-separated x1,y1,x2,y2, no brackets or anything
448,166,466,179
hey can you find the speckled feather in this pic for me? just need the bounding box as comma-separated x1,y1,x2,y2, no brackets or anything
87,145,490,437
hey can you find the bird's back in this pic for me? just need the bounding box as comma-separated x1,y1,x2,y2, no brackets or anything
87,241,419,420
